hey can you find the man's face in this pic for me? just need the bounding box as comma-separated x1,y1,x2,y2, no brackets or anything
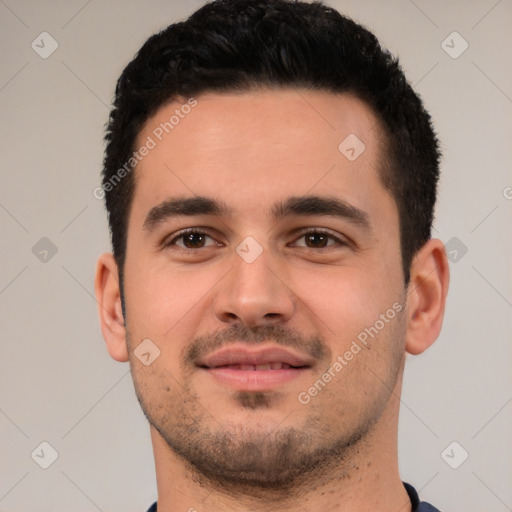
123,89,407,487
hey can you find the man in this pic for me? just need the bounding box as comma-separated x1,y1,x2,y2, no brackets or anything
94,1,450,510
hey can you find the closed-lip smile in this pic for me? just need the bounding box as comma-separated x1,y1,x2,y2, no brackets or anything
196,343,315,391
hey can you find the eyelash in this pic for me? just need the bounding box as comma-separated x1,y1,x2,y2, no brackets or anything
164,227,348,250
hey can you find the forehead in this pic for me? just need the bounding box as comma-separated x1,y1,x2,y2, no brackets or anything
131,89,390,222
139,88,381,156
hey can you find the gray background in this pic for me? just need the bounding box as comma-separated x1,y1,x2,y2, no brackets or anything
1,0,511,511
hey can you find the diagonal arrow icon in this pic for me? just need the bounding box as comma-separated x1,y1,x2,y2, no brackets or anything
236,236,263,263
31,31,59,59
441,440,469,469
441,31,468,59
338,134,365,161
31,441,59,469
445,237,467,263
134,339,161,366
32,237,58,262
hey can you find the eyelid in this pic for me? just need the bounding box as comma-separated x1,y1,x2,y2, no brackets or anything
163,226,351,250
289,227,350,247
163,227,221,248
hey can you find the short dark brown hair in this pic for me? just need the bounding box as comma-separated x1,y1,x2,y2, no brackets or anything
102,0,440,291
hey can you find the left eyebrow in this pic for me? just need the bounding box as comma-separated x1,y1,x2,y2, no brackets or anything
142,194,371,233
271,195,371,230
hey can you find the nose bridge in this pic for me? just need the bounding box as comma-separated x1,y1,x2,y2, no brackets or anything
214,241,295,326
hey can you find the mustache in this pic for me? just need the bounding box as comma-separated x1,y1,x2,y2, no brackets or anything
184,323,329,366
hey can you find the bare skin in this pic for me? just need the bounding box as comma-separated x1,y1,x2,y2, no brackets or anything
95,89,449,512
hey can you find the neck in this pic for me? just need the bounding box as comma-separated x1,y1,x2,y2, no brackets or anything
149,381,411,512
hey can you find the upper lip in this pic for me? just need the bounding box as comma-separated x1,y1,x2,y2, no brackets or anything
197,344,314,369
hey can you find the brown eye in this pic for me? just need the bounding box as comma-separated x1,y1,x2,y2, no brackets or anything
182,232,207,248
293,230,343,249
167,229,218,249
304,232,330,248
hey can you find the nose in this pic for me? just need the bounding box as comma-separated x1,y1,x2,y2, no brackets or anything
213,245,296,328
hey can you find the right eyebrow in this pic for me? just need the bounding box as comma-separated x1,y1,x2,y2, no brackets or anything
143,196,232,232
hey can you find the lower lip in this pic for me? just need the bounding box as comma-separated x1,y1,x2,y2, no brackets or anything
203,367,308,391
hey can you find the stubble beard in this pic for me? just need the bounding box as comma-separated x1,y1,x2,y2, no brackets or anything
127,319,405,495
131,368,403,495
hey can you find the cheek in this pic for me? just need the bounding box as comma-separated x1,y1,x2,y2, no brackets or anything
130,357,185,417
290,265,388,343
124,256,214,331
123,258,231,370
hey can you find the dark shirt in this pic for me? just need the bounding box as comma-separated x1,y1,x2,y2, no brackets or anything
145,481,441,511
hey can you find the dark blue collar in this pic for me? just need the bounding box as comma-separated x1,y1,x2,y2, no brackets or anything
146,481,441,511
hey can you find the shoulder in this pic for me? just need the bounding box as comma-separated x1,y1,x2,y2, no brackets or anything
417,504,442,512
403,481,442,512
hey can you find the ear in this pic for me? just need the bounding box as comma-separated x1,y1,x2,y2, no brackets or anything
405,238,450,355
94,253,129,362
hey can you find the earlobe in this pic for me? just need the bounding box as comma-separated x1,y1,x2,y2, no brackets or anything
405,239,450,355
94,253,129,362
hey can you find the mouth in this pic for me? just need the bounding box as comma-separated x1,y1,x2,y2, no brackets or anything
196,344,314,391
209,362,302,371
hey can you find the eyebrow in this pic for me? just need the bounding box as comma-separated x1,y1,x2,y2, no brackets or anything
143,196,231,231
271,195,370,229
143,195,371,232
